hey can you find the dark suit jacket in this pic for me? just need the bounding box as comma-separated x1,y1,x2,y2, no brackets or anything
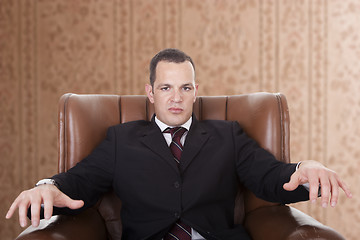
52,116,309,239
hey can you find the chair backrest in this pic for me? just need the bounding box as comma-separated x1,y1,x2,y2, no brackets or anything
58,92,291,239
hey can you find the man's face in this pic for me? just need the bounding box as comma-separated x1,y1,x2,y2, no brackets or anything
146,61,198,126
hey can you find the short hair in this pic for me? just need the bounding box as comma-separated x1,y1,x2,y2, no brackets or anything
149,48,195,86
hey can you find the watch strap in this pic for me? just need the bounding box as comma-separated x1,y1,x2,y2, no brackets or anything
35,178,59,189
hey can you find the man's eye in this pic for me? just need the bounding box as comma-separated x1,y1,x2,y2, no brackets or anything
161,87,169,91
183,87,192,91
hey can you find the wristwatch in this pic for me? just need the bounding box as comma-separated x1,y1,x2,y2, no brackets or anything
35,179,59,189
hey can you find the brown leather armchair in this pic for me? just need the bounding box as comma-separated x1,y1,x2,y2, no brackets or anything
16,92,345,240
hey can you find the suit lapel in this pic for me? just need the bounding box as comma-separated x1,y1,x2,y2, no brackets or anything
140,115,210,174
140,118,179,173
180,118,210,172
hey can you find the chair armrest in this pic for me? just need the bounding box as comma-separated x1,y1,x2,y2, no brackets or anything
16,208,107,240
244,205,345,240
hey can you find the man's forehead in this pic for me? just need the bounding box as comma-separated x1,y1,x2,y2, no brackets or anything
155,82,195,86
151,80,195,91
156,60,193,69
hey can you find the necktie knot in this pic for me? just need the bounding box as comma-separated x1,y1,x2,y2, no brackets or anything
163,127,187,164
164,127,187,141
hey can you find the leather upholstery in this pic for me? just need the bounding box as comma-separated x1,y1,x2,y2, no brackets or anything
16,93,345,240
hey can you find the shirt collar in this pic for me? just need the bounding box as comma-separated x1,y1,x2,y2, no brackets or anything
155,116,192,132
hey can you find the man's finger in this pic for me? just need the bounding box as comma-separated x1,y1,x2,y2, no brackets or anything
43,196,54,220
283,171,301,191
5,199,19,220
30,199,41,227
338,177,352,199
18,201,30,228
69,199,84,209
319,173,331,208
67,199,84,209
307,173,320,203
55,193,84,210
329,175,340,207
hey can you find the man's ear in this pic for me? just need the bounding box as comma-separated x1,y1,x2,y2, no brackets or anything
145,84,154,103
193,84,199,103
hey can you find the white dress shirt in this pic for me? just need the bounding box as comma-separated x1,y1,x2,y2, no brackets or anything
155,116,205,240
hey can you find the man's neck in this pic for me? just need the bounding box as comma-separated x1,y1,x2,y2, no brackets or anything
154,116,192,132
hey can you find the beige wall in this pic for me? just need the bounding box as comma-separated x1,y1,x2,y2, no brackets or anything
1,0,359,239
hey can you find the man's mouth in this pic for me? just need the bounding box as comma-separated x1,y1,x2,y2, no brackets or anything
168,107,183,114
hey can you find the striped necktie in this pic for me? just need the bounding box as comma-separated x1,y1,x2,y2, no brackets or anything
163,127,192,240
163,127,187,165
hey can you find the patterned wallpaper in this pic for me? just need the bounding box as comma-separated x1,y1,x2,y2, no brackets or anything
1,0,359,239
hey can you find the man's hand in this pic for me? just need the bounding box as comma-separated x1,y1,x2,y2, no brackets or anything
5,184,84,228
283,160,352,207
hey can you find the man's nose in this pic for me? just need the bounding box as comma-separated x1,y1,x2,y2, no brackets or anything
172,90,182,102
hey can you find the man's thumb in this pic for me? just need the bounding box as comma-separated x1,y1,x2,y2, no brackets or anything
68,199,84,209
283,173,300,191
56,194,84,209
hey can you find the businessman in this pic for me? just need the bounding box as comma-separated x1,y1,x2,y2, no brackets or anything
7,48,352,239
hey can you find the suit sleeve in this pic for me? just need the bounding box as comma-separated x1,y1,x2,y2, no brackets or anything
232,121,309,204
51,126,117,210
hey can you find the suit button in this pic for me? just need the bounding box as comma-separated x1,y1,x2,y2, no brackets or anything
174,212,180,218
173,181,180,188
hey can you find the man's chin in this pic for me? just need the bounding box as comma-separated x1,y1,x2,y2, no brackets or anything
165,116,189,126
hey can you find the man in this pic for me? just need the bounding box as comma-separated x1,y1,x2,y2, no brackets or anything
6,48,352,239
